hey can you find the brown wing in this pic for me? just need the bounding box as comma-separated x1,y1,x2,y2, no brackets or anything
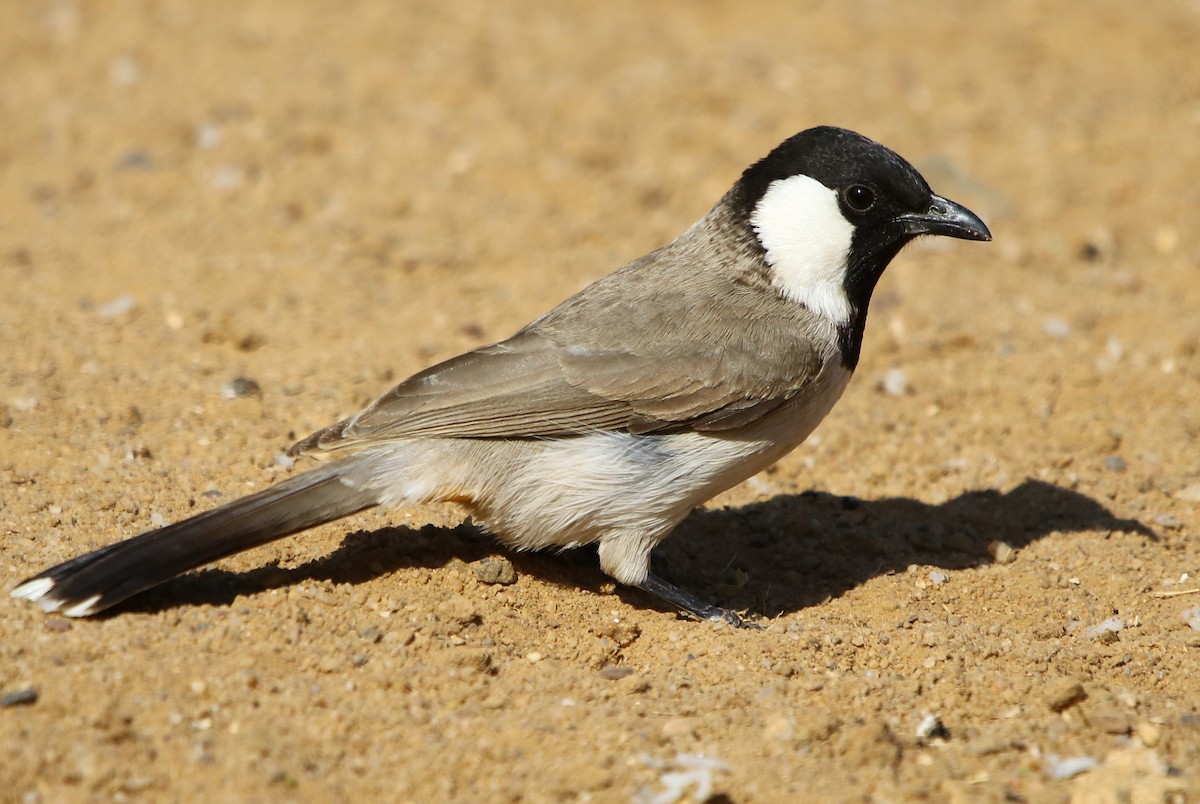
291,241,836,455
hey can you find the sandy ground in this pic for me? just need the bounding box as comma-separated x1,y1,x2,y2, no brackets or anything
3,1,1200,801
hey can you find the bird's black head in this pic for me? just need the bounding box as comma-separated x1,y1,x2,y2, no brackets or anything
735,126,990,367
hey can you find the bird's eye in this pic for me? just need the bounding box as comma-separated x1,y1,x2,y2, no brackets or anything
844,184,876,212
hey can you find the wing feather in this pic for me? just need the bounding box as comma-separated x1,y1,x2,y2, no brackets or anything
290,242,838,456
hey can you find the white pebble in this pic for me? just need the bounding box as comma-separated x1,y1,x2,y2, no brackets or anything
109,54,141,86
881,367,910,396
1045,754,1099,780
915,713,945,739
96,295,136,320
1042,317,1071,338
1105,336,1123,362
928,570,947,586
195,122,222,151
1082,618,1123,639
1182,607,1200,632
210,165,244,191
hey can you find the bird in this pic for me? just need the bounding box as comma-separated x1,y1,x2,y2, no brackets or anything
11,126,990,626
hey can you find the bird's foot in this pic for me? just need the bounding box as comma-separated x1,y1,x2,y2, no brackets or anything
636,572,761,630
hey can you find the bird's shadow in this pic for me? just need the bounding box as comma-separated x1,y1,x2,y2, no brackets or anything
115,479,1156,620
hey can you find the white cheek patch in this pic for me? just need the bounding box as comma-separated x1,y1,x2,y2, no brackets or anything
750,174,854,324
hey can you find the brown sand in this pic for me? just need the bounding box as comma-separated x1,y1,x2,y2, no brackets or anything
3,1,1199,801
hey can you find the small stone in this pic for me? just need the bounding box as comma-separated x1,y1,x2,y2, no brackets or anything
211,164,245,191
1082,618,1123,639
1174,483,1200,503
96,294,136,320
1,688,38,707
1044,678,1087,712
661,717,698,738
1153,514,1183,530
471,556,517,585
596,620,641,649
437,596,479,628
763,713,794,741
1078,227,1116,262
450,649,493,674
879,367,911,396
221,377,262,400
195,122,222,150
1043,317,1072,338
1180,607,1200,631
987,540,1016,564
109,54,141,86
1103,455,1127,473
1154,226,1179,255
598,664,634,681
1136,722,1162,747
916,714,950,741
1045,754,1098,780
1088,707,1131,735
115,150,155,172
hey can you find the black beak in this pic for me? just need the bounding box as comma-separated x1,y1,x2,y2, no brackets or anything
900,194,992,242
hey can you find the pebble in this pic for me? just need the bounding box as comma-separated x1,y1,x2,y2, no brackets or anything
1136,722,1162,747
211,164,245,191
1088,708,1132,735
1180,607,1200,632
1103,455,1127,473
471,556,517,585
1044,678,1087,712
96,294,136,320
987,540,1016,564
450,649,493,674
1078,227,1116,262
115,150,155,172
1174,483,1200,503
1,688,38,707
880,367,911,396
660,717,698,738
221,377,262,400
763,713,794,742
109,54,141,86
1043,317,1072,338
916,714,950,741
599,665,634,681
1046,754,1099,780
1082,618,1123,639
195,122,222,150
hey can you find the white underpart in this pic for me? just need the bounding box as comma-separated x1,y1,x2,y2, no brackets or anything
751,174,854,325
348,359,853,587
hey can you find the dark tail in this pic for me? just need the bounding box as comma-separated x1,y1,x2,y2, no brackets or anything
10,458,380,617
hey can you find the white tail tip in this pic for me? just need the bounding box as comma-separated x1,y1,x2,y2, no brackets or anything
62,595,103,618
11,577,56,603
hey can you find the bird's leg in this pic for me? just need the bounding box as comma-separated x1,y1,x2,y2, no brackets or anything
636,573,760,629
